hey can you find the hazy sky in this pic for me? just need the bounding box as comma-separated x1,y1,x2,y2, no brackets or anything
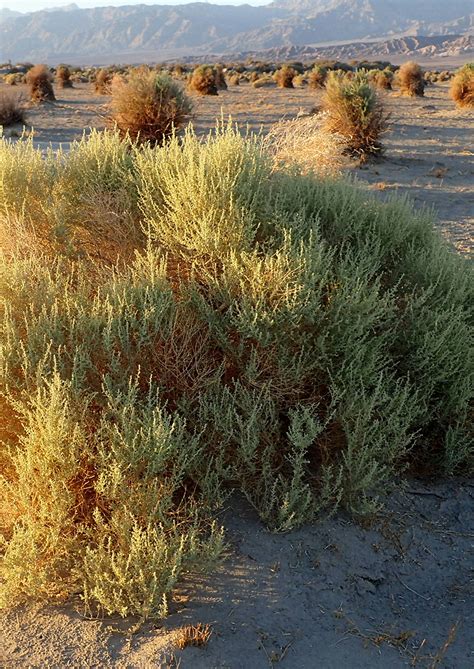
1,0,271,11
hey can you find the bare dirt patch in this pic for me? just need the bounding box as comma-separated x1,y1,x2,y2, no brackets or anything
1,482,473,668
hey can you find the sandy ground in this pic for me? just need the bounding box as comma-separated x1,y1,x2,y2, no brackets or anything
0,78,473,668
1,482,473,668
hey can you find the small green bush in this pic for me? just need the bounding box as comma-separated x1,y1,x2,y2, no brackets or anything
0,125,472,619
322,71,389,159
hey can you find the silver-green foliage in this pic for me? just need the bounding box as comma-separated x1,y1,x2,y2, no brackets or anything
0,125,472,617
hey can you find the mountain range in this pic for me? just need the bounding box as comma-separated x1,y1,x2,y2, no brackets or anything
0,0,473,64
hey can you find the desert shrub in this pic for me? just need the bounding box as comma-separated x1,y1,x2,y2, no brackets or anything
450,63,474,108
4,73,19,86
25,64,56,103
215,64,228,90
275,66,296,88
94,68,112,94
441,71,453,81
397,61,425,97
252,75,275,88
229,73,240,86
110,67,192,145
56,64,73,88
0,92,26,127
189,65,218,95
322,71,389,159
293,74,306,87
370,68,393,90
0,124,472,619
308,66,327,89
172,64,186,77
264,113,346,176
0,130,141,262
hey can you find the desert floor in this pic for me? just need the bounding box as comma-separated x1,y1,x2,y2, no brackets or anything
0,78,473,669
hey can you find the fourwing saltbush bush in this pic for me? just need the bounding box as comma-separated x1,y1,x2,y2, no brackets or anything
0,123,472,618
110,68,193,145
397,61,425,97
322,71,389,160
450,63,474,108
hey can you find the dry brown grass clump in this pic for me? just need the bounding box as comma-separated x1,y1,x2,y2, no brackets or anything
0,92,26,127
56,65,73,88
275,66,296,88
397,61,425,97
370,69,394,90
450,63,474,108
229,73,240,86
189,65,218,95
110,67,193,144
264,112,346,176
252,75,275,88
322,71,389,160
25,65,56,103
308,65,327,89
174,623,212,649
94,68,112,94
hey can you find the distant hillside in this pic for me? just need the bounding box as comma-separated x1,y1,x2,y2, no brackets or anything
0,0,473,63
0,8,21,24
227,34,474,64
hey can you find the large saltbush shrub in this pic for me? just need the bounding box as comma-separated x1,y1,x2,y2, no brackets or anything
0,124,472,618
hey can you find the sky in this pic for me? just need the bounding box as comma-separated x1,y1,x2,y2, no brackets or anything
1,0,271,11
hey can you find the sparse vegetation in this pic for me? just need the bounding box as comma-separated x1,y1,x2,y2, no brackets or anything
56,65,73,88
25,64,56,103
275,66,296,88
397,61,425,97
215,64,228,90
450,63,474,108
322,71,389,159
308,66,327,89
0,91,26,127
174,623,212,649
0,124,472,620
189,65,218,95
94,68,112,94
369,69,394,90
252,75,275,88
110,67,193,144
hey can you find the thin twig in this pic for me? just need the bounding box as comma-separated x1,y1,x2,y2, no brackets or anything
396,573,431,601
